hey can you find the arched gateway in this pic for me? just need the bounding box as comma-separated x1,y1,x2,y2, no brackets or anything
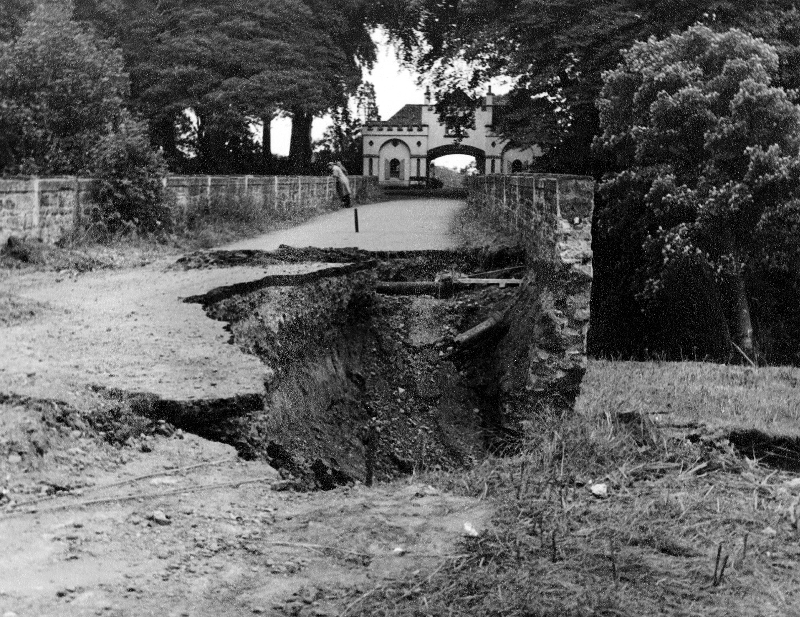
361,90,540,186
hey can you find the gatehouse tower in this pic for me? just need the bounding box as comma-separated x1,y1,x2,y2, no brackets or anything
361,89,540,185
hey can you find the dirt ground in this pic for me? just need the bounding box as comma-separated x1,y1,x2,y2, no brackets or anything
0,224,516,616
7,226,800,616
1,417,489,617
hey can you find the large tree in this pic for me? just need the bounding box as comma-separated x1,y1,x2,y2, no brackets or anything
380,0,800,175
75,0,376,173
0,0,33,42
594,25,800,359
285,0,376,172
0,1,128,174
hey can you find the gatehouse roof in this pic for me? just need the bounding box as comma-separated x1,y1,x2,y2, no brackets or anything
368,96,508,129
370,104,424,126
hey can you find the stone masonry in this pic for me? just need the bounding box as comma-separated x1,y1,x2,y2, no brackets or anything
0,175,381,245
466,174,594,427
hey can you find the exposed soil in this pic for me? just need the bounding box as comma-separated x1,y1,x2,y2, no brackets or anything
0,394,490,617
0,244,520,616
177,249,521,487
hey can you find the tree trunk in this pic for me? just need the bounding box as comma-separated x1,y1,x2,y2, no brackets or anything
152,113,179,168
195,113,209,174
262,115,273,174
289,108,313,174
730,271,755,361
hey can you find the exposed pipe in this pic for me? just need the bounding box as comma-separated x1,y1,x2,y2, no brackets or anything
453,310,507,347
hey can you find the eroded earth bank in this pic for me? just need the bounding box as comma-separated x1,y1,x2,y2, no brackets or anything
0,238,591,616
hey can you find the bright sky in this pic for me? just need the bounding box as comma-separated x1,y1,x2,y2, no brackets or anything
269,30,472,170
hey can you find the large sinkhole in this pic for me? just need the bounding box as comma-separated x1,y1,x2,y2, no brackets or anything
178,247,526,489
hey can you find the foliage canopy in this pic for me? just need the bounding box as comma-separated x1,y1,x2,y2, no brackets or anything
0,1,128,174
380,0,800,174
594,25,800,359
74,0,377,173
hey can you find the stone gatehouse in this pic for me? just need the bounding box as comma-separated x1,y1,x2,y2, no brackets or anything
361,90,541,185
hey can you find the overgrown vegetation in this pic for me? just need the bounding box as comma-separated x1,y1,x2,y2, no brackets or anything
0,2,172,238
345,360,800,616
0,1,128,175
88,114,170,237
179,194,323,249
591,26,800,364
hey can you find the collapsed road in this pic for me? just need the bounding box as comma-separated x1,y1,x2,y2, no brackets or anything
0,187,594,615
176,247,528,487
0,240,584,490
0,182,594,491
1,244,533,489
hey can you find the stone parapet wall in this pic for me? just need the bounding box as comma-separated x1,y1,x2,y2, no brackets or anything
165,175,380,228
467,173,595,426
0,175,381,244
466,174,593,266
0,177,95,245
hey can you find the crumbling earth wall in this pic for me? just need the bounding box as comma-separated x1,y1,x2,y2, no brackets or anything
182,251,524,488
466,174,594,432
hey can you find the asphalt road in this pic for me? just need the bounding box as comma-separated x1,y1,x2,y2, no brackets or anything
223,198,465,252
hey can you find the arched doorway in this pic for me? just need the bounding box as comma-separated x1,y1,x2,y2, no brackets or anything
428,154,478,189
427,144,486,180
378,139,411,184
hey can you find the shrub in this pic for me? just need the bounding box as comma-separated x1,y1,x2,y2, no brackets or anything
0,1,128,174
89,114,170,236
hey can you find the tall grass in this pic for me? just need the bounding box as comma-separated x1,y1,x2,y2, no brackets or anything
181,193,318,248
2,193,336,272
347,360,800,617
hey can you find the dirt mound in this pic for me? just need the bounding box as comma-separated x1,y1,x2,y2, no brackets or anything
0,394,121,508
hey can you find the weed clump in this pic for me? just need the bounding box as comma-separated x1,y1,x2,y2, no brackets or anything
346,361,800,616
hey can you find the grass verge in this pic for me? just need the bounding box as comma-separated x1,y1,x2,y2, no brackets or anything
0,195,340,273
449,195,518,250
345,360,800,617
